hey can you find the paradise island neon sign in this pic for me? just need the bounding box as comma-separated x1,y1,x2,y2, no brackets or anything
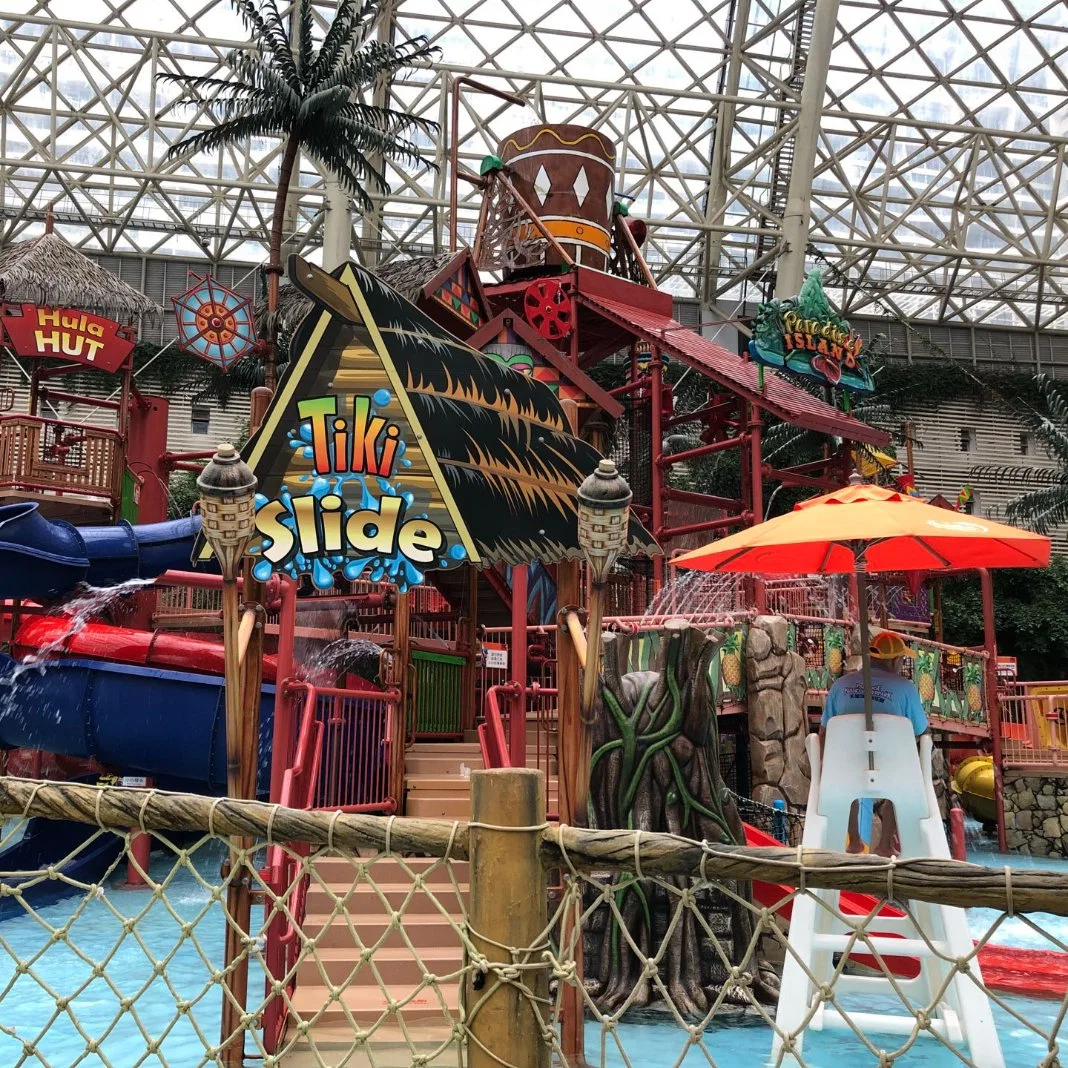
245,383,465,593
748,270,874,393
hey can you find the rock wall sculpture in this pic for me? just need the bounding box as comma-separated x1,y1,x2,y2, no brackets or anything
746,616,810,809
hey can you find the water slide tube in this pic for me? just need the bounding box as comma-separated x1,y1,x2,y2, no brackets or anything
12,616,279,683
0,501,204,600
0,655,274,796
954,755,996,825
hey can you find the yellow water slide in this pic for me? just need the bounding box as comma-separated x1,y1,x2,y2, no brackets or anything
953,755,996,824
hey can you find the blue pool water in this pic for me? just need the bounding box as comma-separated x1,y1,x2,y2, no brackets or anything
0,831,1063,1065
0,840,267,1066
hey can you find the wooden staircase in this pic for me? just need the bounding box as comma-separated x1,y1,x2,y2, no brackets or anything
279,724,557,1064
404,726,557,820
279,855,467,1066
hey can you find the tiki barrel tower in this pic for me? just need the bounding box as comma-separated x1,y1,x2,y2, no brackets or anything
498,125,616,274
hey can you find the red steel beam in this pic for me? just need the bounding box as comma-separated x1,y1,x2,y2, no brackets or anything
660,513,749,540
658,434,746,467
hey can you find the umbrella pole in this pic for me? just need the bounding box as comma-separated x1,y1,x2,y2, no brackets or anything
856,567,875,772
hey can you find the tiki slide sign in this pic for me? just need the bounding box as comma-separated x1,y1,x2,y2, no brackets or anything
219,256,658,592
1,304,135,374
250,390,463,591
748,271,873,393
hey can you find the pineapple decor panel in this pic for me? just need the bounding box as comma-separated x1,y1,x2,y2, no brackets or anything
912,646,939,713
718,625,746,703
796,622,843,691
963,659,985,721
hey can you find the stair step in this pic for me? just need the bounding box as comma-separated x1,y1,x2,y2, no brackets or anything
405,776,474,793
405,796,472,818
280,1024,459,1067
309,855,465,885
288,980,461,1026
403,756,484,775
407,742,483,756
296,945,463,987
305,883,468,918
301,910,466,950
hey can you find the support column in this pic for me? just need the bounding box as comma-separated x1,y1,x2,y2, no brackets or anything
650,352,665,585
321,174,352,270
462,564,479,733
467,768,549,1068
393,590,411,809
775,0,842,298
747,402,765,611
509,564,529,768
701,0,754,308
979,568,1006,852
554,559,586,1066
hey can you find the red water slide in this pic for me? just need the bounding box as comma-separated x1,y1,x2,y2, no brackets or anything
745,822,1068,997
12,616,279,682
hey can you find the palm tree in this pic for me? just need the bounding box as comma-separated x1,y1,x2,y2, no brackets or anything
970,373,1068,533
161,0,439,389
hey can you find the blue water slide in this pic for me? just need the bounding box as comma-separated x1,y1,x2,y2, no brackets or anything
0,501,204,600
0,657,274,796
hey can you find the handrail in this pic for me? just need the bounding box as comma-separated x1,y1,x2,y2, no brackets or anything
479,683,519,770
263,680,323,1053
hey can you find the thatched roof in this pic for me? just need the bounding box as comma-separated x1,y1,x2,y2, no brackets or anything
260,252,468,341
0,233,162,320
238,256,659,578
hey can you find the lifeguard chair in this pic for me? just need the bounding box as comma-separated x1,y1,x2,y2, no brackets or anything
773,713,1004,1066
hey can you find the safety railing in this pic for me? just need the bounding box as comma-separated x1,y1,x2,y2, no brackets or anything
0,776,1065,1068
1000,681,1068,768
0,414,123,511
261,678,400,1050
262,681,323,1051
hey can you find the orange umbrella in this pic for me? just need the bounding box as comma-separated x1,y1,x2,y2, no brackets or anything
671,480,1050,750
671,482,1050,574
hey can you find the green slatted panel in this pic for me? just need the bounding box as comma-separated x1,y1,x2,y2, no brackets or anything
410,650,465,736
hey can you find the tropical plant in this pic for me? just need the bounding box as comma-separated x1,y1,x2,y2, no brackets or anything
967,373,1068,533
161,0,439,389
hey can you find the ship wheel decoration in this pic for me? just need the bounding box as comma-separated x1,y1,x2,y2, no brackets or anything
523,278,573,340
171,274,258,371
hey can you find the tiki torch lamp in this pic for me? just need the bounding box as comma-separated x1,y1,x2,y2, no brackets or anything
197,443,257,1067
197,443,258,798
575,460,632,815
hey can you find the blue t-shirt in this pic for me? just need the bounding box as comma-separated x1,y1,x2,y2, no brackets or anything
822,669,929,736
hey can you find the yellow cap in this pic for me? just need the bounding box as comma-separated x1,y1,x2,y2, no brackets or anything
870,631,915,660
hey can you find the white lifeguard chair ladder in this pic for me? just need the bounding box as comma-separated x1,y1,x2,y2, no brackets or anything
772,713,1004,1067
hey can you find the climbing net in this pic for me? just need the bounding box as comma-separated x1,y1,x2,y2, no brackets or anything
0,778,1066,1067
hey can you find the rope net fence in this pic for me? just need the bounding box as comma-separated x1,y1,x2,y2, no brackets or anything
0,777,1065,1067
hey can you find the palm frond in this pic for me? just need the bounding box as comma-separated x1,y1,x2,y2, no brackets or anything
308,0,378,83
969,464,1066,488
1007,485,1068,534
296,0,315,82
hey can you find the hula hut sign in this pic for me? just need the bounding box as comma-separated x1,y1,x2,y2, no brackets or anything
748,270,873,392
205,256,657,591
1,304,134,373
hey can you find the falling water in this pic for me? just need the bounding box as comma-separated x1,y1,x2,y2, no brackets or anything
7,578,157,686
301,638,388,687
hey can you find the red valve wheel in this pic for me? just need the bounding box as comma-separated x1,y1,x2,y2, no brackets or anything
523,279,573,340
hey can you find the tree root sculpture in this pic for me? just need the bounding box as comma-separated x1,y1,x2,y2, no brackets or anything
586,619,780,1016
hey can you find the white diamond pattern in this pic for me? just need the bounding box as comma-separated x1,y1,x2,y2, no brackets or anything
533,166,551,206
573,167,589,207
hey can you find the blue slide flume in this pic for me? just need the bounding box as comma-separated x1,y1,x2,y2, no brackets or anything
0,502,273,909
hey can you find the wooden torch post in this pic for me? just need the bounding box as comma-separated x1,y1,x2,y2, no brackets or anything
196,444,259,1067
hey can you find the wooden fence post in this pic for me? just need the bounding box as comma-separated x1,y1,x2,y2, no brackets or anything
468,768,549,1068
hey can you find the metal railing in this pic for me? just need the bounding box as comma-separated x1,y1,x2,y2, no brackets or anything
0,414,123,512
1000,681,1068,768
